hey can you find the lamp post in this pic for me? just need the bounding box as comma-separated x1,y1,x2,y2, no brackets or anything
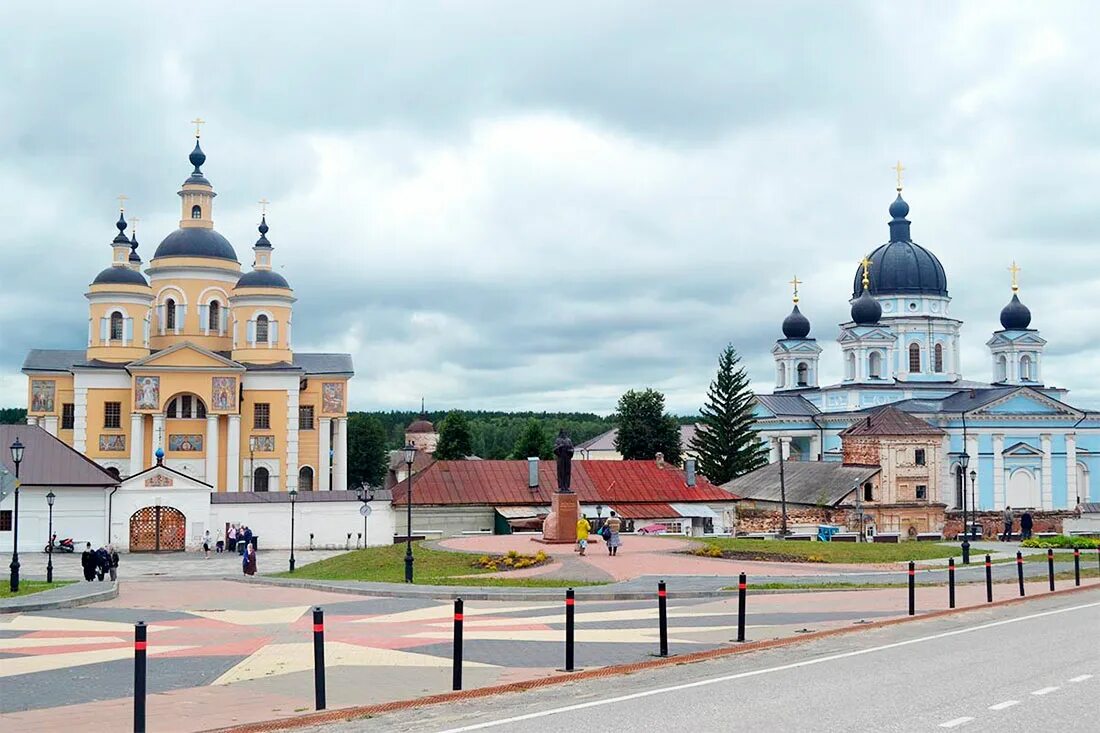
46,491,56,584
9,438,25,593
288,488,297,573
248,436,257,492
356,483,375,547
969,469,977,546
777,438,789,538
403,443,416,583
958,452,970,564
595,504,603,532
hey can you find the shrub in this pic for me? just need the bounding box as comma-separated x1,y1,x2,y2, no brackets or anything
692,545,724,558
472,550,552,572
1021,535,1099,550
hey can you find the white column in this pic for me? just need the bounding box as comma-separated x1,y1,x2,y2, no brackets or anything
285,389,300,492
768,436,780,463
333,417,348,491
26,415,38,426
318,417,332,491
1040,433,1053,509
73,387,88,453
992,433,1005,509
130,413,145,473
965,434,980,510
1066,434,1078,506
226,415,241,492
151,413,165,465
42,415,59,436
809,434,821,462
205,415,220,491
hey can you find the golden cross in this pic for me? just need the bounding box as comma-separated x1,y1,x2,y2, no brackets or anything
131,216,140,236
1009,260,1021,292
861,255,873,289
117,194,128,212
259,198,270,216
191,117,206,137
789,275,802,303
893,160,905,191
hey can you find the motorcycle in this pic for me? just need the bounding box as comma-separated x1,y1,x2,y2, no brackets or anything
44,536,75,553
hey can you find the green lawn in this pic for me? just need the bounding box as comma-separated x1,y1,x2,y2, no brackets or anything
0,580,72,599
278,542,604,587
698,538,974,564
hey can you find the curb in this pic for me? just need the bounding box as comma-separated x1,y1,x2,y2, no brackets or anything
204,580,1100,733
0,581,118,614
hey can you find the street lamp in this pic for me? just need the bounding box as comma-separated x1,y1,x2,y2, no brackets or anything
356,483,375,548
403,442,416,583
958,452,970,564
9,438,25,593
778,438,789,538
596,504,603,531
248,436,257,492
969,469,977,546
288,488,297,573
46,491,56,584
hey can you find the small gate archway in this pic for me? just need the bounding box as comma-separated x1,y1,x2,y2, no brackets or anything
129,506,187,552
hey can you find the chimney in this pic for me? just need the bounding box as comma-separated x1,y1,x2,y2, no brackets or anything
528,457,539,490
685,458,697,487
655,451,665,468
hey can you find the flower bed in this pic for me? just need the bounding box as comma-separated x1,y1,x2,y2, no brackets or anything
473,549,551,572
1021,535,1099,550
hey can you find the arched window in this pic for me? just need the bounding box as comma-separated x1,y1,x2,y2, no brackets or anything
299,466,314,492
105,466,121,481
1020,355,1033,381
996,354,1008,382
863,482,873,501
256,314,269,343
166,395,207,419
776,364,786,388
191,204,202,219
110,311,124,341
165,298,176,330
253,467,270,492
845,351,856,380
208,301,220,331
868,351,882,379
908,343,921,372
934,343,944,373
796,362,809,387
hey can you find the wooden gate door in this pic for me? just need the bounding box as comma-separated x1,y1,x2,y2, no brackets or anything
129,506,187,552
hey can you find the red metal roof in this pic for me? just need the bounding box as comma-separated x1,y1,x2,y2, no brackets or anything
394,459,736,506
839,405,945,437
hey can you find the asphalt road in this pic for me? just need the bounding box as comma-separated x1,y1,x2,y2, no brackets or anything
309,587,1100,733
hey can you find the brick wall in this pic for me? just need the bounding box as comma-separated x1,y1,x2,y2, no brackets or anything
943,510,1078,539
738,507,849,533
842,437,879,467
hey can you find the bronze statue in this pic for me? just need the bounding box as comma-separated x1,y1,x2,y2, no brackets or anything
553,429,574,493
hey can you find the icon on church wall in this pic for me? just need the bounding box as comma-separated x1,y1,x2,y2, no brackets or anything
99,434,126,452
134,376,160,410
31,380,56,412
252,435,275,452
168,434,203,452
144,474,173,487
322,382,345,413
211,376,237,410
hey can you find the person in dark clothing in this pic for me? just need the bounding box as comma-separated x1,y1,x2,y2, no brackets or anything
1020,511,1034,541
80,542,97,581
95,546,110,581
242,525,253,552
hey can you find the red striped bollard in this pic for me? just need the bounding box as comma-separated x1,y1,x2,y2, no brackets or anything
133,621,147,733
453,598,464,690
1074,548,1081,586
736,572,747,642
564,588,575,672
948,558,955,609
657,580,669,657
1047,548,1055,591
312,607,326,710
985,555,993,603
907,561,915,615
1017,551,1025,596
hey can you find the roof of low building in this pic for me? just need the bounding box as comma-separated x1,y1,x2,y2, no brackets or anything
0,425,120,488
755,394,821,416
394,459,735,506
721,461,878,506
576,425,697,452
839,405,945,437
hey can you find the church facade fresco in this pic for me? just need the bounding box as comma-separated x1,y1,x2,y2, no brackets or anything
755,179,1099,513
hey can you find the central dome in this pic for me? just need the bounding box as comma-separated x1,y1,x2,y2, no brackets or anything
154,228,238,262
851,193,948,298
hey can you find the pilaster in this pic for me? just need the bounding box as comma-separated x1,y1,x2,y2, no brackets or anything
226,414,241,492
285,388,300,491
992,433,1005,509
1066,433,1078,505
965,434,979,509
205,415,220,491
1040,433,1053,509
333,417,348,491
130,413,144,474
318,417,332,491
151,413,165,466
73,387,88,453
42,415,59,437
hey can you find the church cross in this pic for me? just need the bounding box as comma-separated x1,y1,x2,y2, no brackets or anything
789,275,802,303
117,194,128,212
191,117,206,137
893,160,905,191
860,255,873,289
259,198,270,216
131,216,140,235
1009,261,1021,292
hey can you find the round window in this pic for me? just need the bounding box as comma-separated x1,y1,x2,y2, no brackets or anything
908,302,918,311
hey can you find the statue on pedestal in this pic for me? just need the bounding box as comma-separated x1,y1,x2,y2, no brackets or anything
553,429,574,493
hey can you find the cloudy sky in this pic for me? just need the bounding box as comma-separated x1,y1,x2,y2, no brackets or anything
2,1,1099,414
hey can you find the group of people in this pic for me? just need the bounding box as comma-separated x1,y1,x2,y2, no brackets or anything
225,524,258,576
80,543,119,582
1001,507,1035,541
575,511,623,557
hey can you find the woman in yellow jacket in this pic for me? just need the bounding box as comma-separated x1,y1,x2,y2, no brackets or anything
575,516,591,556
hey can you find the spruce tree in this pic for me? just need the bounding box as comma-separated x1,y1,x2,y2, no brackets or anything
690,344,767,484
613,388,682,463
346,414,389,488
434,410,475,459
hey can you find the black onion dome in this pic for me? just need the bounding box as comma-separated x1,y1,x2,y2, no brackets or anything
154,228,238,261
186,139,210,184
851,194,948,298
128,235,141,264
851,287,882,325
781,304,811,339
113,211,130,244
999,293,1032,330
255,216,272,248
236,269,291,289
92,266,148,286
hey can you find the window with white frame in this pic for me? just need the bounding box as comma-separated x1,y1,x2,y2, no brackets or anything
208,301,220,332
255,314,270,343
908,343,921,372
299,466,314,491
165,298,177,330
868,351,882,379
166,395,207,419
110,311,124,341
1020,355,1033,381
845,351,856,380
796,362,809,387
934,343,944,373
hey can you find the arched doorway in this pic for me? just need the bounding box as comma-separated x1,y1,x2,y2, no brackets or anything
129,506,186,552
1006,469,1040,509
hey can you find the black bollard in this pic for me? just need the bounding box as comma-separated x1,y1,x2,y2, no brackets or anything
312,607,326,710
948,558,956,609
564,588,575,672
985,555,993,603
453,598,464,691
1074,548,1081,587
737,573,747,643
657,580,669,657
1047,548,1055,592
907,561,915,616
1017,551,1025,596
133,622,147,733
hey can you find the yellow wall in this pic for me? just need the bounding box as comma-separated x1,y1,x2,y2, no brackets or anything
148,274,238,353
241,389,288,459
130,368,241,415
85,387,132,460
229,293,294,364
85,287,153,363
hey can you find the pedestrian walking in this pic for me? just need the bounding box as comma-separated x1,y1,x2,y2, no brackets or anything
242,543,257,576
1001,506,1015,541
215,530,224,553
1020,511,1033,541
576,515,591,556
227,524,237,554
202,529,212,559
605,511,622,556
242,525,253,553
95,545,110,581
108,545,120,581
80,542,97,582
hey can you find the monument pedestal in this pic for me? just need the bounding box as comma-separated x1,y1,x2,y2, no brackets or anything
534,491,579,545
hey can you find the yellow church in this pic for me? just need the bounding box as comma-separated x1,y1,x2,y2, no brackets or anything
22,129,353,497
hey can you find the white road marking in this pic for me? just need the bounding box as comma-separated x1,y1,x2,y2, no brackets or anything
939,717,973,728
988,700,1019,710
1068,674,1092,683
436,599,1100,733
1031,686,1059,695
